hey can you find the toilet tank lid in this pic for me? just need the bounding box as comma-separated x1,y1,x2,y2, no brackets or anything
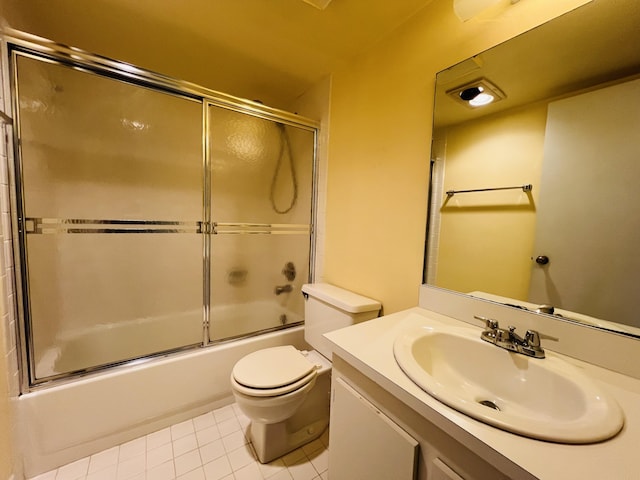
302,283,381,313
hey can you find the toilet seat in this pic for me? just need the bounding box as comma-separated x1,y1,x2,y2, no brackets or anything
231,370,317,397
232,345,317,397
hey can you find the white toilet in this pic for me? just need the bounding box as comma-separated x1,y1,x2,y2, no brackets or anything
230,283,381,463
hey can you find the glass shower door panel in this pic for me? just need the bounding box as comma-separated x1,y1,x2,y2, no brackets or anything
209,233,310,341
16,55,203,220
28,234,203,380
14,54,205,381
208,105,315,225
208,105,315,341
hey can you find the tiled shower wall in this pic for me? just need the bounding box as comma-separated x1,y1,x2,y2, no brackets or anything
1,38,21,480
288,75,331,283
1,41,19,396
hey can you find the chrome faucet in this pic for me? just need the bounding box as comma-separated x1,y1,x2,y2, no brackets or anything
274,284,293,295
475,316,545,359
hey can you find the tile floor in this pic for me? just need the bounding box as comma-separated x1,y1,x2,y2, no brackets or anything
30,403,329,480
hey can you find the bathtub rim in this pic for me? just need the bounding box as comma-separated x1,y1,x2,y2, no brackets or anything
29,320,304,392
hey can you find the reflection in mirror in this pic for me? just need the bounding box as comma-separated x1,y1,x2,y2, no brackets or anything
426,0,640,337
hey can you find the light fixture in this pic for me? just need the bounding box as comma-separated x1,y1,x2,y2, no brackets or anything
453,0,521,21
446,78,505,109
468,90,494,107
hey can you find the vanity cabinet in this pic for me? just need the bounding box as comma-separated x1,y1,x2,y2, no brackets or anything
329,356,520,480
329,377,418,480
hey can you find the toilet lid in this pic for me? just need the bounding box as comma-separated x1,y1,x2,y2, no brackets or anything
232,370,317,397
232,345,316,389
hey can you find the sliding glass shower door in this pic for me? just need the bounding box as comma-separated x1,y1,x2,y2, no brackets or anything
11,46,317,386
208,106,315,341
15,54,205,381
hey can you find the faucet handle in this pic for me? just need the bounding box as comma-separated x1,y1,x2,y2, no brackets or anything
525,330,541,347
474,315,498,330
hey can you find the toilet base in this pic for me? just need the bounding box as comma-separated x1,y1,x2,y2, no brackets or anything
249,369,330,463
250,417,328,464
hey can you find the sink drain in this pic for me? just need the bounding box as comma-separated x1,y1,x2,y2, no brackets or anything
478,399,501,411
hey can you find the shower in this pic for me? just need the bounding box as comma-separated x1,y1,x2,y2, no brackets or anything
270,123,298,214
7,34,319,388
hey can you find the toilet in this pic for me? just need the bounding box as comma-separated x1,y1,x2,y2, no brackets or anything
230,283,381,463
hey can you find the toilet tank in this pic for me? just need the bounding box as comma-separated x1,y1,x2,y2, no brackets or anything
301,283,381,359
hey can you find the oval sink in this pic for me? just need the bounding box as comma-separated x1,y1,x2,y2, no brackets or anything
393,325,624,443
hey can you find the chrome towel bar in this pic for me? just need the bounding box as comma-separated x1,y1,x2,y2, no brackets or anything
446,184,532,197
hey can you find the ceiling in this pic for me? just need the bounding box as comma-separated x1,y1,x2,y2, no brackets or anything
1,0,434,108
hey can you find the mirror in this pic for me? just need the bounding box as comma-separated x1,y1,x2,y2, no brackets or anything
426,0,640,337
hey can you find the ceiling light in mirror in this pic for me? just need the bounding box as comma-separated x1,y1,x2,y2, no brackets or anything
447,78,505,108
469,92,494,107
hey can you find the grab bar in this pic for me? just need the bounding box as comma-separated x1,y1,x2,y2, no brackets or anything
446,184,532,197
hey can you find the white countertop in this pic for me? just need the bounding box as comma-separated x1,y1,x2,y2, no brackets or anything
324,307,640,480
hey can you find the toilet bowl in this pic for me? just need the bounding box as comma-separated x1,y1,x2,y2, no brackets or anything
231,345,321,424
230,283,381,463
231,347,332,462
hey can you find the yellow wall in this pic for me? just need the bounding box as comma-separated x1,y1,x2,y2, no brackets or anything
323,0,590,314
435,104,546,299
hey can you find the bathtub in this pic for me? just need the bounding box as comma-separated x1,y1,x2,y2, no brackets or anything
18,305,307,478
35,301,303,379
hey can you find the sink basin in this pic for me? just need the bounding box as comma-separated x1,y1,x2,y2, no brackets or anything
393,325,624,443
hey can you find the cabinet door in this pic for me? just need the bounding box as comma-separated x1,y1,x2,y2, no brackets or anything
329,377,418,480
431,458,465,480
